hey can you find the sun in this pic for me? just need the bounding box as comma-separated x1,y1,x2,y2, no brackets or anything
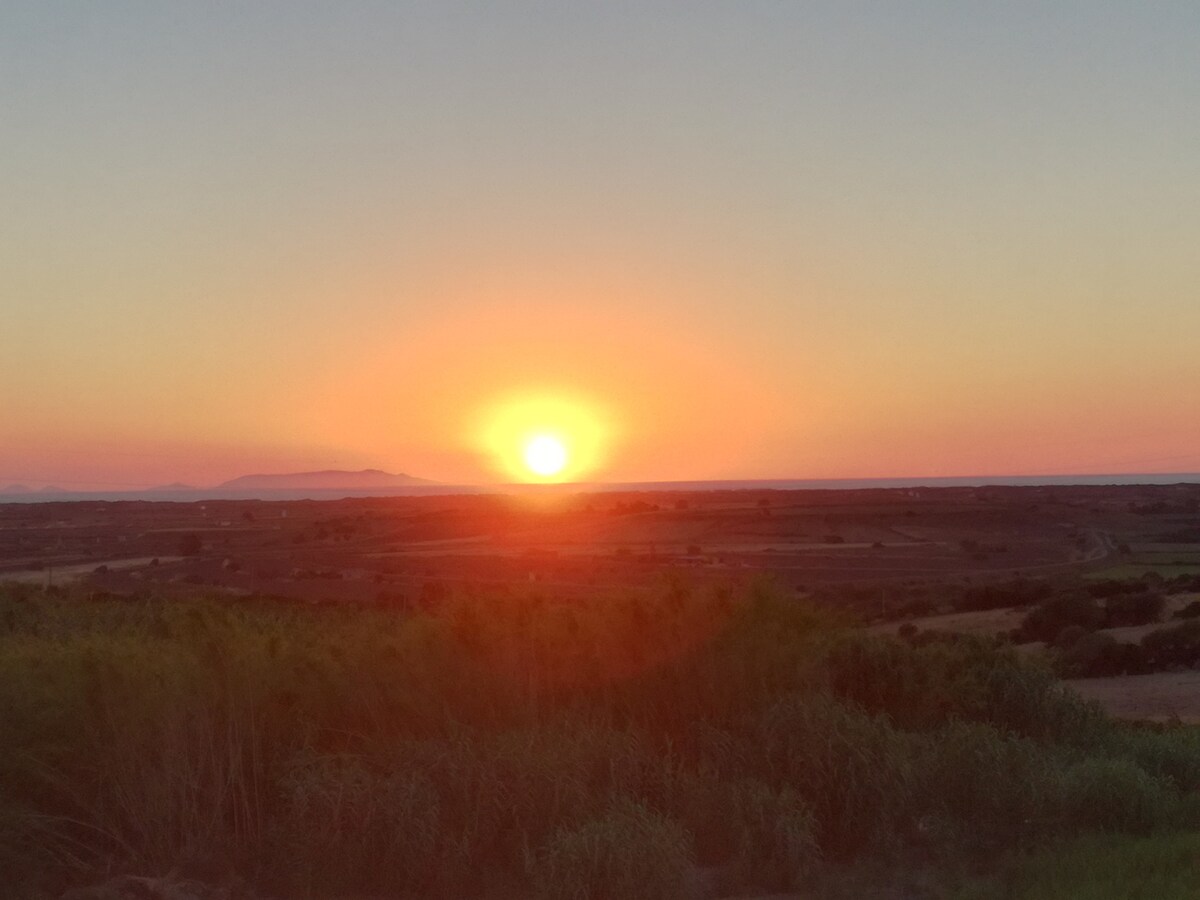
523,434,568,478
475,390,613,483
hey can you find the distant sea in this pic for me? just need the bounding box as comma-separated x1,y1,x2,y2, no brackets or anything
1,473,1198,503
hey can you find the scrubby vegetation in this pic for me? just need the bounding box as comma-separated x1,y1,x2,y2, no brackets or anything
1014,590,1166,646
989,577,1200,678
2,580,1199,898
949,832,1200,900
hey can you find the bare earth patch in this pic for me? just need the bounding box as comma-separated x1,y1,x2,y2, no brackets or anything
1066,671,1200,723
871,607,1026,638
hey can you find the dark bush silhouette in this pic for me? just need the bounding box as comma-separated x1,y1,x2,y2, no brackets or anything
1053,624,1090,650
1056,632,1148,678
1174,600,1200,620
957,578,1052,613
1015,595,1105,643
1141,620,1200,669
1104,592,1165,627
1087,578,1148,599
825,632,1102,740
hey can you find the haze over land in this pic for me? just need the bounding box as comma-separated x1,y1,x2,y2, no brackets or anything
2,3,1199,490
216,468,434,491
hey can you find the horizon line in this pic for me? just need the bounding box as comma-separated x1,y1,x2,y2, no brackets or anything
2,470,1199,500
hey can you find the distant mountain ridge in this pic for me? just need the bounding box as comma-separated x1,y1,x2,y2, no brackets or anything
216,469,435,490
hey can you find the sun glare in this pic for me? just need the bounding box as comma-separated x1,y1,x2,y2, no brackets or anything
523,434,568,477
476,391,612,483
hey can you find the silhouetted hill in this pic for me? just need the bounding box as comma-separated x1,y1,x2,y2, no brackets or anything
216,469,435,491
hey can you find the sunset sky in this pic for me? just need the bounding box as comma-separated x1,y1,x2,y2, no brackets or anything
3,3,1199,488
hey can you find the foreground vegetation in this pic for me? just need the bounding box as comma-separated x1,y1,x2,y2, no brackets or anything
948,832,1200,900
2,579,1199,898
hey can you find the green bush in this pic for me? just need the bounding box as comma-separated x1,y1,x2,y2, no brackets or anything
1140,620,1200,669
1015,595,1105,644
757,693,919,857
528,800,694,900
957,579,1052,613
1061,759,1175,834
1056,631,1147,678
1104,592,1165,627
1098,726,1200,795
825,632,1105,742
920,722,1065,850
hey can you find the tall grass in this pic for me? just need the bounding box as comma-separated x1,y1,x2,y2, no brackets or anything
528,799,694,900
919,721,1066,850
2,582,1197,897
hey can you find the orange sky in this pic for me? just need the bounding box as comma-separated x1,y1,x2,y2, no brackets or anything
4,239,1200,488
3,5,1199,488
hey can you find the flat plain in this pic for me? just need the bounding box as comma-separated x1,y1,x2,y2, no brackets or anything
4,482,1194,600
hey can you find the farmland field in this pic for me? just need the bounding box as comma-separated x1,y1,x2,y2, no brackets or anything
1087,563,1200,580
4,482,1200,897
2,482,1197,605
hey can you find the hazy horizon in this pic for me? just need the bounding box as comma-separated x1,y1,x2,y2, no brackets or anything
4,3,1199,488
3,468,1199,501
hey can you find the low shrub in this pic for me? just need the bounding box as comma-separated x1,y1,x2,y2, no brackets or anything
825,632,1105,742
1087,578,1152,599
1056,632,1148,678
1052,624,1090,650
1014,595,1105,643
1100,726,1200,795
947,832,1200,900
1141,620,1200,669
1061,759,1175,835
957,578,1052,613
1104,592,1165,627
1174,600,1200,620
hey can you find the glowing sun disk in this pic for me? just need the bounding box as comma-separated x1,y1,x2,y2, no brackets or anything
475,390,612,483
524,434,568,477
